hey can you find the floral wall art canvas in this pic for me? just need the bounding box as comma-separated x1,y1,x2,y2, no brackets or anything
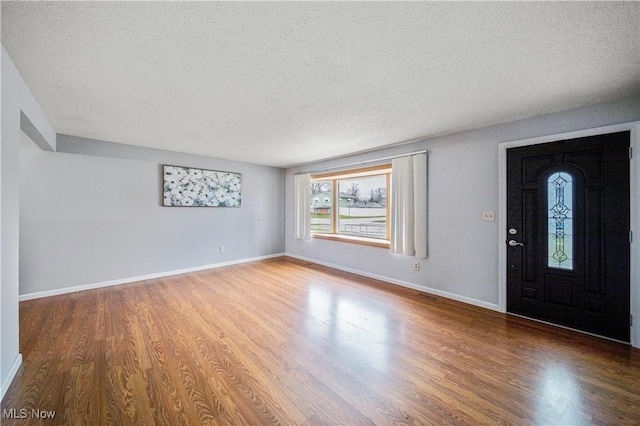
163,165,242,207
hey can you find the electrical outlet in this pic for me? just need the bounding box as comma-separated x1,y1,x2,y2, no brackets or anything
220,245,225,253
413,261,420,271
482,211,495,222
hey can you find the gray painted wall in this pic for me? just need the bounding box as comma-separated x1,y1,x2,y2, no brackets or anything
5,39,639,402
285,97,640,310
19,135,285,296
1,46,56,396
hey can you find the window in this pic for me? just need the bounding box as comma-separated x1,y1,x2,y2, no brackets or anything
547,171,573,270
310,180,333,233
310,165,391,247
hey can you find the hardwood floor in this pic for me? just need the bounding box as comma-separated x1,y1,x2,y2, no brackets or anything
2,257,639,425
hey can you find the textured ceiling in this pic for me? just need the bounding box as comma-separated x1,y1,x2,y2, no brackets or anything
2,2,639,168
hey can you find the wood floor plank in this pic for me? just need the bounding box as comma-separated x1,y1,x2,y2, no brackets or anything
2,257,639,425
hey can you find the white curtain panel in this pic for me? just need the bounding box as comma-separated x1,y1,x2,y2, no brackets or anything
412,153,428,258
391,153,427,257
293,173,311,240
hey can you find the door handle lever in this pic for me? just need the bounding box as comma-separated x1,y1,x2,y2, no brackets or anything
508,240,524,247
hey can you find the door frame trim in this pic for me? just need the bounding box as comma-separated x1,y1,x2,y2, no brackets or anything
498,121,640,348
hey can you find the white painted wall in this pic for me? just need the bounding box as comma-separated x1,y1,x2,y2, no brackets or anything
19,135,285,297
1,46,56,398
285,98,640,315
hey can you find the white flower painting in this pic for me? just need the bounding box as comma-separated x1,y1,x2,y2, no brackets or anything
163,165,242,207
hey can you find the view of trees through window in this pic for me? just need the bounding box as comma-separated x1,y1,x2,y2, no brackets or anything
310,172,389,240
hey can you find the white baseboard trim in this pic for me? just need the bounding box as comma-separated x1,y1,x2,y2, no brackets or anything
1,353,22,401
19,253,285,301
285,253,501,312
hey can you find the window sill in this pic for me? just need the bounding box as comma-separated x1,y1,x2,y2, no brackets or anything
312,233,390,249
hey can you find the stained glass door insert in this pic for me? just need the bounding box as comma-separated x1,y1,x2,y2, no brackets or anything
547,172,573,270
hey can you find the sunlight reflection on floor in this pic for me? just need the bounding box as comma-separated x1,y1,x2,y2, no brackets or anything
535,363,587,425
306,285,389,371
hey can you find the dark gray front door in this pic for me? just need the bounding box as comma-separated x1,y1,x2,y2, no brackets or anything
506,131,631,342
